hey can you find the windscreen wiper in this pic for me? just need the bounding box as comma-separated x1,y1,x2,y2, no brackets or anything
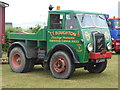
81,14,85,22
98,15,105,20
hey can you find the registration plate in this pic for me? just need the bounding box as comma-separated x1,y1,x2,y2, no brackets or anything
96,59,105,63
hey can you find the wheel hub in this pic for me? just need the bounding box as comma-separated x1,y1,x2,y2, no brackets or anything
12,53,22,68
54,57,66,73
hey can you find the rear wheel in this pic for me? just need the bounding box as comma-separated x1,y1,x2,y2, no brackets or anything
50,51,75,79
9,47,34,73
86,59,107,73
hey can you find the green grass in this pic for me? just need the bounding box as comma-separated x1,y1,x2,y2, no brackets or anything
2,52,7,59
2,55,118,88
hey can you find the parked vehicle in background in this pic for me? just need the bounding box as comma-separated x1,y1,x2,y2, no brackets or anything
105,15,120,54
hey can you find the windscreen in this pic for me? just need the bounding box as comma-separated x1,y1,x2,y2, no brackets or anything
114,19,120,29
77,14,108,28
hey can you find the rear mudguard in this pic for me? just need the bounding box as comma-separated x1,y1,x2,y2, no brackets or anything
8,41,37,59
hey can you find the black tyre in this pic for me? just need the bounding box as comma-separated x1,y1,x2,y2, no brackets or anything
86,59,107,73
50,51,75,79
9,47,34,73
115,50,120,54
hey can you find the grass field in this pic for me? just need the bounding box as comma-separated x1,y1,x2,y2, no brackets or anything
2,54,118,88
2,52,7,59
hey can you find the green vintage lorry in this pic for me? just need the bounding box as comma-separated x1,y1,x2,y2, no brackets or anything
8,8,112,79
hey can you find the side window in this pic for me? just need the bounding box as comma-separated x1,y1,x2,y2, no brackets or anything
50,14,63,29
65,14,78,29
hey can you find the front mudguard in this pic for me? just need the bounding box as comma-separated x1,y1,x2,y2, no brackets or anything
44,43,80,64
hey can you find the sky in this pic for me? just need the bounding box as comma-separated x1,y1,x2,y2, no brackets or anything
2,0,120,28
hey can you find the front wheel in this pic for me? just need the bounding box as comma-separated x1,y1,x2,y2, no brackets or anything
115,50,120,54
50,51,75,79
86,59,107,73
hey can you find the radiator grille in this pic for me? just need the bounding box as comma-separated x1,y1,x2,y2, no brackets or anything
92,32,105,52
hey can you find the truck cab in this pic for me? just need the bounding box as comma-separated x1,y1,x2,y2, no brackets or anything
107,17,120,53
47,10,112,63
8,9,112,79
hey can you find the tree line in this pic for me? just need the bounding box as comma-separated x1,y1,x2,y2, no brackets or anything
2,24,42,52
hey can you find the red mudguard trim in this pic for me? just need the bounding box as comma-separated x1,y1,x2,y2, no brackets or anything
89,51,112,59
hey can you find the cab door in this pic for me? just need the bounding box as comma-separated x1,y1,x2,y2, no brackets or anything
47,13,65,52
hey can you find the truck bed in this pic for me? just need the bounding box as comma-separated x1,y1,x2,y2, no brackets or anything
8,29,46,41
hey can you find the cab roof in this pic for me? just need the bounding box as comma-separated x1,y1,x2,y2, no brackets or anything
49,10,103,15
108,18,120,20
